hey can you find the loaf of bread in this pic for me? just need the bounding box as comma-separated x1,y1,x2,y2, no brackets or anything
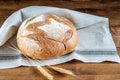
17,14,78,59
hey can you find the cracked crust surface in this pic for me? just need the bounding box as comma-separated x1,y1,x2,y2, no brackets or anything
17,14,78,59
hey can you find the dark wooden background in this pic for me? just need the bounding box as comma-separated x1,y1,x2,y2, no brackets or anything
0,0,120,80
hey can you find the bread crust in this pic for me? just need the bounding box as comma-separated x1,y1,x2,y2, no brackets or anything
17,15,78,59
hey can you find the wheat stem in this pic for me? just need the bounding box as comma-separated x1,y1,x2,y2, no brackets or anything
37,66,54,80
47,66,75,76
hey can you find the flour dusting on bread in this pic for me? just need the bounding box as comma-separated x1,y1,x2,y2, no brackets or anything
38,18,71,41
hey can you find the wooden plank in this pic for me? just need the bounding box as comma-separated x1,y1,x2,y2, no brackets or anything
1,75,120,80
0,0,119,10
0,62,120,80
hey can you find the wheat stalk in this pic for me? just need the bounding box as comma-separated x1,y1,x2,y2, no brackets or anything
8,40,76,79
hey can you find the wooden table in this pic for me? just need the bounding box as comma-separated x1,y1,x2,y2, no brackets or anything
0,0,120,80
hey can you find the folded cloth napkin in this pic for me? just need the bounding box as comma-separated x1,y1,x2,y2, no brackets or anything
0,6,120,69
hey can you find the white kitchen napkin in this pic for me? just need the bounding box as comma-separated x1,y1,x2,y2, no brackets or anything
0,6,120,69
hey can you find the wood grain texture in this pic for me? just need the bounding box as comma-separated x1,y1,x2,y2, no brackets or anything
0,0,120,80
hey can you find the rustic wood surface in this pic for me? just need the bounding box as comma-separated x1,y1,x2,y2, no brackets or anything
0,0,120,80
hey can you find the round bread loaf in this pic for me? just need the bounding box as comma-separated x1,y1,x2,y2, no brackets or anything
17,14,78,59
